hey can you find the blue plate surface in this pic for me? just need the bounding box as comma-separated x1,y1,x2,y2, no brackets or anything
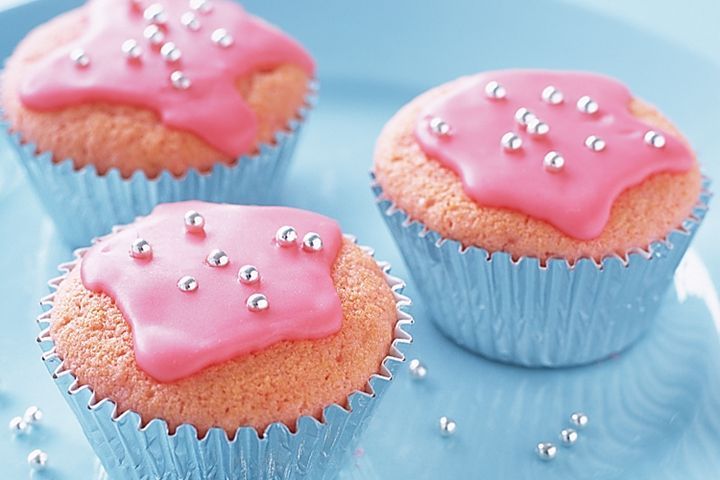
1,1,720,479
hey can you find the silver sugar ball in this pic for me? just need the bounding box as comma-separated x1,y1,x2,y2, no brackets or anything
302,232,323,252
275,226,298,246
130,238,152,259
9,416,29,434
190,0,213,14
484,80,506,99
238,265,260,284
121,39,142,60
27,449,48,470
143,24,165,45
570,411,589,428
544,151,565,172
247,293,269,312
644,130,666,148
560,428,578,445
184,210,205,233
429,116,451,137
514,107,537,127
536,442,557,461
526,118,550,136
171,71,191,90
206,249,229,267
70,48,90,68
181,11,201,31
177,275,198,292
585,135,606,152
408,358,427,380
143,3,167,24
541,85,564,105
160,42,182,63
577,95,599,114
439,416,457,437
501,132,522,151
211,28,234,48
24,406,43,424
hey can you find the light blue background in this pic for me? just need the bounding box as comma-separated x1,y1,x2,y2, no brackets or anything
1,1,719,479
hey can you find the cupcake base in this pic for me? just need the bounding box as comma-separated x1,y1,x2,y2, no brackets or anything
37,237,412,480
0,95,312,248
372,175,710,368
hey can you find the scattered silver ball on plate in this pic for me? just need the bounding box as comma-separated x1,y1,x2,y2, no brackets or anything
536,442,557,461
577,95,599,114
160,42,182,63
9,416,29,435
70,48,90,68
130,238,152,259
429,116,451,137
184,210,205,233
526,118,550,136
143,24,165,45
408,358,427,380
177,275,198,292
211,28,234,48
500,132,522,151
484,80,506,99
190,0,213,14
275,226,298,247
181,11,201,31
27,449,48,470
121,39,142,60
543,151,565,172
438,416,456,437
302,232,323,252
143,3,167,24
247,293,269,312
585,135,606,152
570,411,589,428
23,406,43,424
560,428,578,445
644,130,666,149
541,85,564,105
206,249,229,267
238,265,260,284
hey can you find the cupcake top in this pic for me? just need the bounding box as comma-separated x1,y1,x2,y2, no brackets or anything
50,201,399,433
81,202,342,382
375,69,703,260
2,0,314,176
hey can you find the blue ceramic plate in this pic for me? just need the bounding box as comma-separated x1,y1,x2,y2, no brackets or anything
1,1,719,479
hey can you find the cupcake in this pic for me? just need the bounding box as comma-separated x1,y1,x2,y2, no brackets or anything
373,69,709,367
36,201,411,479
1,0,315,246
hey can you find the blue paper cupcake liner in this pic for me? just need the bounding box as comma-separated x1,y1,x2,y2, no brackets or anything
372,174,710,367
36,236,412,480
0,91,313,248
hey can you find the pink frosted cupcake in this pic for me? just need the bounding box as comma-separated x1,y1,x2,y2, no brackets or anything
1,0,315,246
38,201,412,478
373,69,709,366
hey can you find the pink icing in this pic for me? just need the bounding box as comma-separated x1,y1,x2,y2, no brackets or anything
80,201,343,383
20,0,314,157
414,70,695,240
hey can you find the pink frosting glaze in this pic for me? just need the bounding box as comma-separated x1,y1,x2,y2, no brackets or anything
414,70,695,240
20,0,314,157
80,201,342,383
